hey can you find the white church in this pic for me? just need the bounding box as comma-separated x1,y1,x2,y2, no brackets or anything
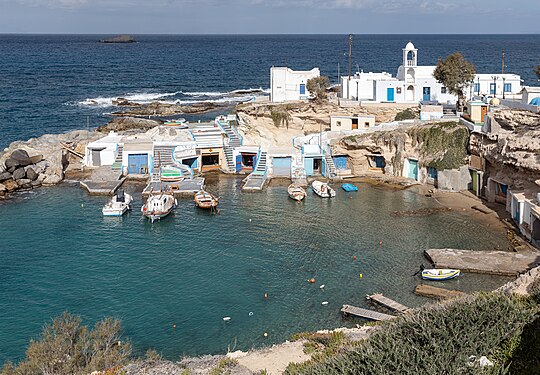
341,42,522,104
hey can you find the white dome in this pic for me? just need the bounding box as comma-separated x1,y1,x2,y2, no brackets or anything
405,41,416,50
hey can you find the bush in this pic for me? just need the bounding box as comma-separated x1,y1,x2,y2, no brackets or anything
2,312,132,375
285,292,539,374
394,108,417,121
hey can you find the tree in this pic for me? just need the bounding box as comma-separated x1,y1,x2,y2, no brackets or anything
535,65,540,81
433,53,476,111
306,76,330,102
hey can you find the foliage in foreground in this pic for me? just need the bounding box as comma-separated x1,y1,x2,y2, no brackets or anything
1,312,132,375
433,52,476,111
535,65,540,81
306,76,330,102
394,108,417,121
285,292,539,375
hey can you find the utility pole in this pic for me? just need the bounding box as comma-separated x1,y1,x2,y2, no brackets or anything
347,33,353,102
502,49,506,99
337,62,341,104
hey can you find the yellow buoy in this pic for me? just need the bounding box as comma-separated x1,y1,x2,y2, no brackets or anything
359,273,363,279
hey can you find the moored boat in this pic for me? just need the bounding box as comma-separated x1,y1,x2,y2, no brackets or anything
160,166,183,182
102,190,133,216
312,181,336,198
288,184,306,202
342,183,358,192
194,190,219,209
421,269,461,281
141,190,177,223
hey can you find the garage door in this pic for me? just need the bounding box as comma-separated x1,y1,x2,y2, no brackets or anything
272,157,292,177
128,153,149,174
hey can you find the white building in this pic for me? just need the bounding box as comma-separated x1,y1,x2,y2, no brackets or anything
270,67,320,102
341,41,522,105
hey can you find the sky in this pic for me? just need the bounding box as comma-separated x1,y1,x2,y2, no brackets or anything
0,0,539,34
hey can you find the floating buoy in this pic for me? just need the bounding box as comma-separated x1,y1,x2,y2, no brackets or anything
263,332,268,337
264,292,268,300
249,218,252,222
172,324,177,329
359,273,363,279
321,301,329,305
353,256,357,260
309,278,316,283
379,240,383,246
223,317,231,321
249,312,254,317
319,284,325,289
81,203,84,207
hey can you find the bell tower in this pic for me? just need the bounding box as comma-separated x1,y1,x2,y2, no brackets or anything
403,41,418,68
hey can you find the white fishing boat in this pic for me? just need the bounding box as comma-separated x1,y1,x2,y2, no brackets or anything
312,181,336,198
288,184,306,202
102,190,133,216
141,190,177,223
421,269,461,281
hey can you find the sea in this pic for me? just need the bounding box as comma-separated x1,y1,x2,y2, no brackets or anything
0,34,538,364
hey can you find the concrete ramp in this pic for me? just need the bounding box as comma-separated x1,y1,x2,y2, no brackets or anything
424,248,540,276
80,166,125,195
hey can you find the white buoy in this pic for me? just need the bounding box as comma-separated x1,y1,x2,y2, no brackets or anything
223,317,231,321
321,301,329,305
319,284,325,289
249,218,252,222
249,312,254,316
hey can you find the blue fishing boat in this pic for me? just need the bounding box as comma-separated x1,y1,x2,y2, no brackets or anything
342,183,358,192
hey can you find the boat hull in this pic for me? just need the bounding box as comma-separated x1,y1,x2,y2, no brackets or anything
421,269,461,281
142,193,177,223
288,184,306,202
312,181,335,198
194,191,219,209
102,192,132,216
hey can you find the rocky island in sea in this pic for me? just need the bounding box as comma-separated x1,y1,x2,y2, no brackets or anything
99,34,136,43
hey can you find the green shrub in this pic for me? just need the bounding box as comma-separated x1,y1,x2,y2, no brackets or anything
285,292,539,374
394,108,417,121
270,107,292,128
209,357,238,375
2,312,132,375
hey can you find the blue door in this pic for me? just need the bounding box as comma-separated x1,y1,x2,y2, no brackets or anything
299,84,306,95
272,157,292,177
387,88,395,102
408,159,419,180
423,87,431,101
235,154,242,173
128,153,148,174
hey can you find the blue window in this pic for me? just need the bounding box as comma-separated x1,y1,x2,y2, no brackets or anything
490,83,496,95
504,83,512,93
474,83,480,93
299,84,306,95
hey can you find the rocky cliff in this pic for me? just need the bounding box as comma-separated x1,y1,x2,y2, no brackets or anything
332,122,469,180
236,101,417,148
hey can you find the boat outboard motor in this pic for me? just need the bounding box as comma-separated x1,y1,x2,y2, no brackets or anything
117,190,125,203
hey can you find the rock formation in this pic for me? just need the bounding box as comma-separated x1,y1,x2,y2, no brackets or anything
97,117,162,133
110,102,224,117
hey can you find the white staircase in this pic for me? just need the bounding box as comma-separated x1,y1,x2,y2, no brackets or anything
223,145,235,173
324,148,337,178
253,151,267,176
153,146,175,181
219,120,242,148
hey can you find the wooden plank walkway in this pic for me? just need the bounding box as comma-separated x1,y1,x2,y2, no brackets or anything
366,293,410,314
340,304,395,321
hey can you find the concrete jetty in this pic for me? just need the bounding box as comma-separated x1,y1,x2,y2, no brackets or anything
80,166,125,195
424,248,540,276
143,177,205,199
414,284,465,300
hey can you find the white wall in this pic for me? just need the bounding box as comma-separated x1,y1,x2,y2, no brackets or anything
467,74,522,99
270,67,320,102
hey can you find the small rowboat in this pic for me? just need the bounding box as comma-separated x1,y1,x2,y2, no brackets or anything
421,269,461,281
312,181,336,198
194,190,219,209
342,183,358,192
288,184,306,202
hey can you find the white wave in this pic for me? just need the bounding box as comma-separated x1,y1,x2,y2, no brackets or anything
182,88,270,98
77,91,181,107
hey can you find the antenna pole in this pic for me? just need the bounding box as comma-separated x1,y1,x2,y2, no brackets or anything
338,62,341,102
347,33,353,101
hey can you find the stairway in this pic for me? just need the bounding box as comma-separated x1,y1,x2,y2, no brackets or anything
324,149,337,178
218,120,242,148
111,146,123,171
223,145,235,173
152,146,175,181
252,151,267,176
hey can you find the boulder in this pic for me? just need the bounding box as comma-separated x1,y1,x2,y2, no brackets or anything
10,149,29,161
37,173,47,182
0,183,6,194
34,160,49,174
30,180,42,188
4,158,20,169
0,172,11,182
26,167,38,181
42,174,63,185
16,178,32,187
7,166,16,173
3,179,18,192
12,167,26,180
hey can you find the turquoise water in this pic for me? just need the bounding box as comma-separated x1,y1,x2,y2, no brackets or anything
0,176,511,363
